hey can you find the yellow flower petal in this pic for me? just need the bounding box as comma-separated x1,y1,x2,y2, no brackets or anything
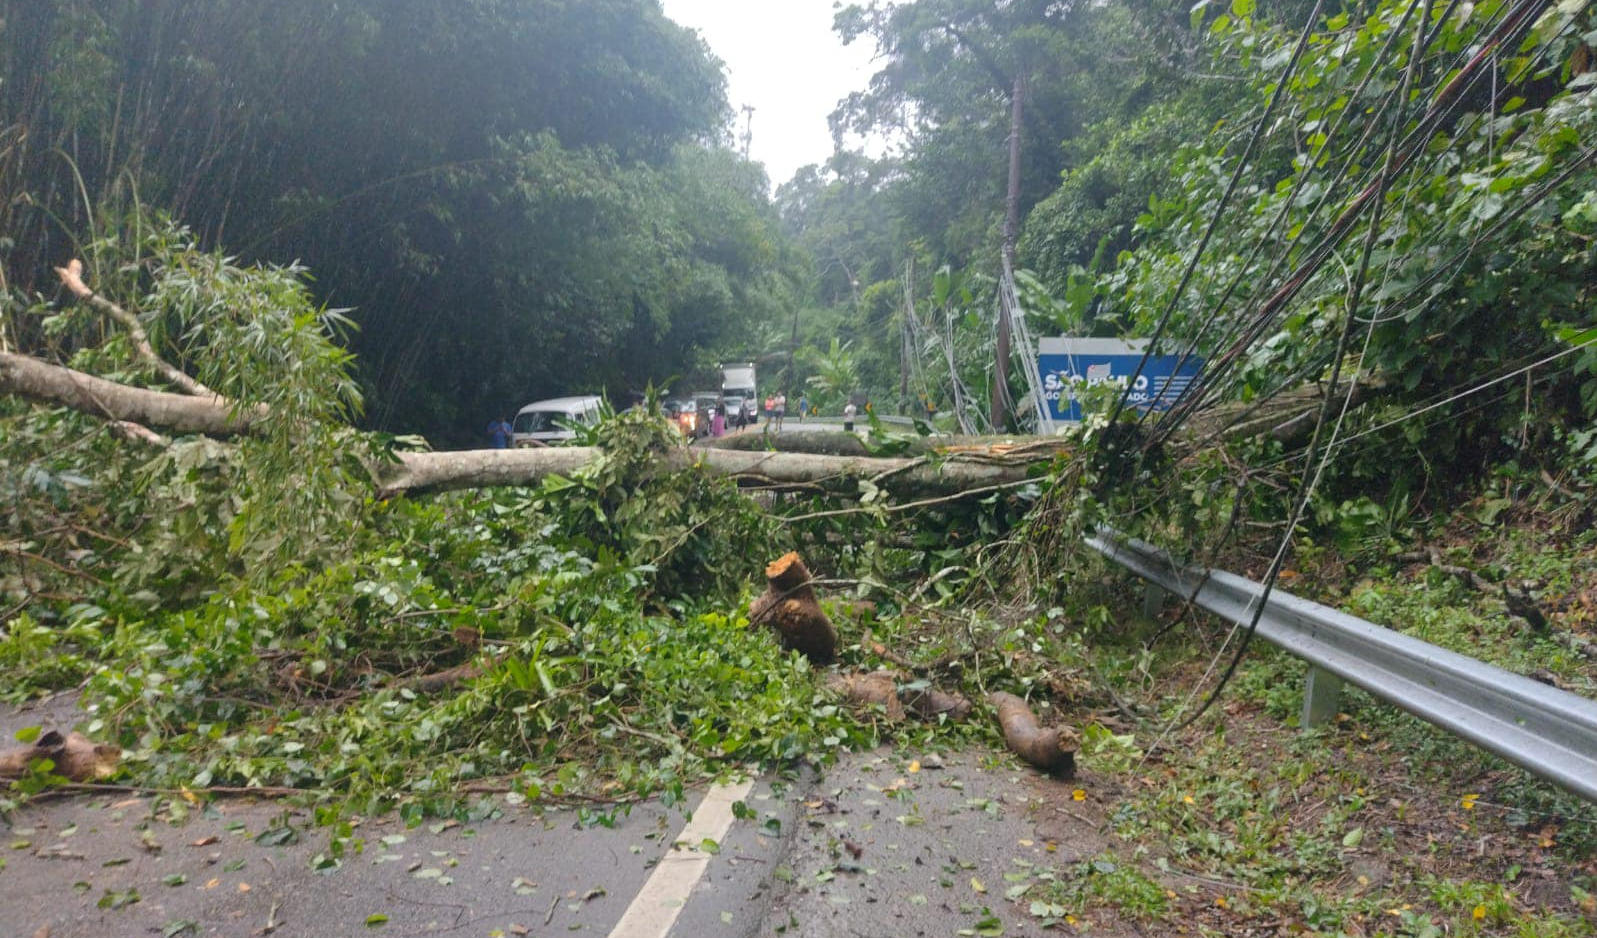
1472,905,1486,921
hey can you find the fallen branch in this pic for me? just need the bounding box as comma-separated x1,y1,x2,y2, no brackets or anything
826,671,905,721
825,666,973,722
394,662,484,694
1398,546,1547,629
1,351,261,435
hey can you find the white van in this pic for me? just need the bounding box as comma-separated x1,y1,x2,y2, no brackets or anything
511,395,603,446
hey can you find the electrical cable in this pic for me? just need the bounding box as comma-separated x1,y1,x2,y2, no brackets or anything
1143,0,1443,428
1151,0,1558,446
1152,0,1435,739
1100,0,1328,435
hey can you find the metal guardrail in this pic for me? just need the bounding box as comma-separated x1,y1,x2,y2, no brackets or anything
1086,532,1597,804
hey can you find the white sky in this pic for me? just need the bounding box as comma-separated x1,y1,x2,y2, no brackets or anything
658,0,879,188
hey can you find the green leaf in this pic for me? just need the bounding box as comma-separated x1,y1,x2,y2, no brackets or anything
14,726,41,744
366,913,390,927
1342,827,1365,847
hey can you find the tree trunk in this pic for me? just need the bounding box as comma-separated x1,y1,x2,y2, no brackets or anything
4,346,1379,499
991,75,1025,431
749,552,837,663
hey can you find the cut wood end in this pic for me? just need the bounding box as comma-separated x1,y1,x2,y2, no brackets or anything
765,551,802,579
54,258,92,298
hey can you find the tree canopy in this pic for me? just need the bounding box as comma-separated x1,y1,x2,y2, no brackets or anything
1,0,800,440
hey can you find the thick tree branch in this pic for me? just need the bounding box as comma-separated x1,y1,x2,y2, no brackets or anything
56,259,217,398
1,351,261,435
373,447,1035,498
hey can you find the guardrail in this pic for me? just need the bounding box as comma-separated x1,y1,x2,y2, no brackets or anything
1086,531,1597,804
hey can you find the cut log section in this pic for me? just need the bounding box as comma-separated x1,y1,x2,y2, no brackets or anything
989,691,1077,775
825,669,973,723
749,552,838,664
826,671,906,721
0,730,122,782
900,684,974,720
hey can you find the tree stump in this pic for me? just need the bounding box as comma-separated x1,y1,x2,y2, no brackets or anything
749,552,837,664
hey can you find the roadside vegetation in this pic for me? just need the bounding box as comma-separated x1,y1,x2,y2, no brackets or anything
2,0,1596,933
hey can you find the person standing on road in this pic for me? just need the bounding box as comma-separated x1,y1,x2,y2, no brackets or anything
711,404,725,438
486,415,512,449
797,393,809,422
773,392,787,431
842,400,857,433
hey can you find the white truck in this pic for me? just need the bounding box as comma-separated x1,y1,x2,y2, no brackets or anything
720,362,757,424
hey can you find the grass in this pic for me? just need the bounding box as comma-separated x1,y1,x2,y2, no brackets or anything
1024,485,1597,936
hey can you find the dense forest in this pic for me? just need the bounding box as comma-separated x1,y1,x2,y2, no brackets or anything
3,0,1597,932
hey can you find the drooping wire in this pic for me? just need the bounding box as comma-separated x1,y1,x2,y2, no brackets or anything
1151,0,1437,740
1140,0,1443,430
1099,0,1328,436
1149,0,1556,447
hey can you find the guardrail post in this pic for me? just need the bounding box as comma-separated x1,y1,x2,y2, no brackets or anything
1142,584,1168,619
1300,666,1343,728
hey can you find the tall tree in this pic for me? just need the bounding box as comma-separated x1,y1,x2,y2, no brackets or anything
0,0,800,440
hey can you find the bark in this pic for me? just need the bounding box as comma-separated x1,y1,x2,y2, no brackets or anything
826,671,905,721
900,684,974,721
1,354,1038,497
1168,377,1383,448
991,74,1025,431
4,341,1379,499
396,662,483,694
989,691,1077,775
376,446,1035,498
749,552,837,663
826,669,972,721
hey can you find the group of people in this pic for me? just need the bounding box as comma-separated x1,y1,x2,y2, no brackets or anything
762,392,788,430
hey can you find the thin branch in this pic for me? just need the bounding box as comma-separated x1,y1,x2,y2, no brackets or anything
55,258,217,398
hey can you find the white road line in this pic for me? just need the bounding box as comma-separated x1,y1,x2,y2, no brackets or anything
606,778,756,938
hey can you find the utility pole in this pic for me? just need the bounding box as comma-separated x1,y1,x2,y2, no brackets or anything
991,75,1024,431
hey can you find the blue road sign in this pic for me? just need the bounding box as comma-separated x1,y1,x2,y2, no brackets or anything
1037,338,1203,424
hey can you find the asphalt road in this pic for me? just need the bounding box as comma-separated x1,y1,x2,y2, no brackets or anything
2,698,1104,938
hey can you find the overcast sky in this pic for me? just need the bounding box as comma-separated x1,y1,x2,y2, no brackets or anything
658,0,879,188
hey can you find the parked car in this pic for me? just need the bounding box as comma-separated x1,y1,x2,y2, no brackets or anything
511,395,603,446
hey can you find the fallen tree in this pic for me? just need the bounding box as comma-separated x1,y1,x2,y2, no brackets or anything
3,257,1382,505
2,347,1041,498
